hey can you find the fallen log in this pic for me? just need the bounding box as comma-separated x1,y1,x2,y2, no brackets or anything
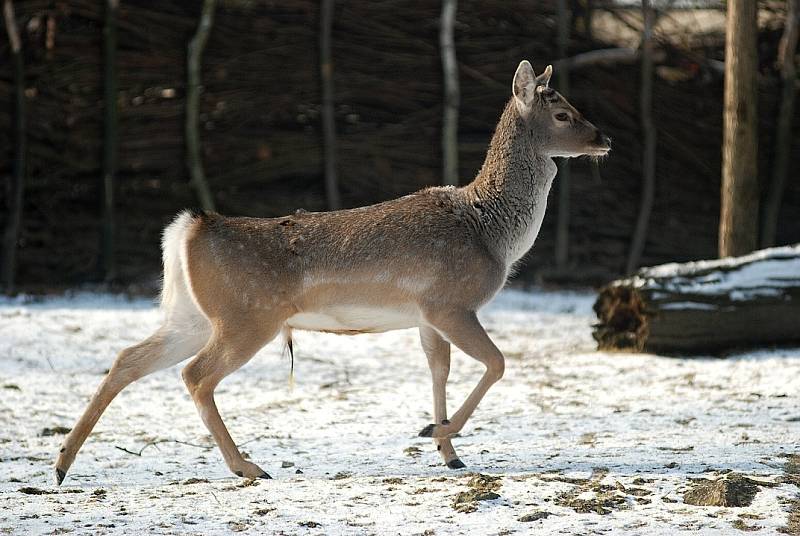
592,244,800,354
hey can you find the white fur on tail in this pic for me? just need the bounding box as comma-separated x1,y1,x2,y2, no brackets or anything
160,211,207,331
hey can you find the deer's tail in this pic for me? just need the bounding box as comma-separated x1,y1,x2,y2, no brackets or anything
160,210,209,332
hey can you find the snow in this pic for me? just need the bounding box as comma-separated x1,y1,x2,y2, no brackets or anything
628,244,800,301
1,289,799,535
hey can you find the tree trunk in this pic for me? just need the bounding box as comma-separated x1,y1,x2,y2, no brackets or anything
320,0,341,210
554,0,571,270
99,0,118,282
571,0,592,38
186,0,217,212
626,0,656,274
1,0,25,294
593,244,800,354
760,0,798,248
719,0,759,257
440,0,459,186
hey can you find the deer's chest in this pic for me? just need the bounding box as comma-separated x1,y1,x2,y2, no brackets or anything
505,177,555,264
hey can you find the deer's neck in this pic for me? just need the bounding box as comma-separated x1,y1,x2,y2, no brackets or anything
464,100,557,265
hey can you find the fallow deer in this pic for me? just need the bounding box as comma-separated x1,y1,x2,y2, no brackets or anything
55,60,610,484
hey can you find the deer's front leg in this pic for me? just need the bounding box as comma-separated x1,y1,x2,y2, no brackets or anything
418,310,504,440
419,326,465,469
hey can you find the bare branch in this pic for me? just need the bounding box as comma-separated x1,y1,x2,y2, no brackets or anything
440,0,459,186
320,0,341,209
2,0,21,53
186,0,217,212
626,0,657,274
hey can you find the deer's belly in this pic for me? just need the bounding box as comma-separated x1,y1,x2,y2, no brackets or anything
286,306,420,334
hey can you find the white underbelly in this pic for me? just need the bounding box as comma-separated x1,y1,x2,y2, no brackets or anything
287,305,420,334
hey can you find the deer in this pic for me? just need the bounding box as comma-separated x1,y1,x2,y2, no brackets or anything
54,60,610,484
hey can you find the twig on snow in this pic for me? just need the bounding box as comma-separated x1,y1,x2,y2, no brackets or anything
114,435,271,457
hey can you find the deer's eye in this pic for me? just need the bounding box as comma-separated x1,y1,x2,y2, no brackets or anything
555,112,570,122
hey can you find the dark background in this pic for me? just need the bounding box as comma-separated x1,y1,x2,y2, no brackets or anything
1,0,798,291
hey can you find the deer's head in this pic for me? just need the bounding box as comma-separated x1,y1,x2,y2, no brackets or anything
512,60,610,158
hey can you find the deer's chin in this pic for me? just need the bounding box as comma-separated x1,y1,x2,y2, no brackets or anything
586,146,611,157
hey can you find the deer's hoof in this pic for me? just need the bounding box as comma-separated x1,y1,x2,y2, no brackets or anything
258,472,272,480
233,461,272,479
418,424,436,437
55,468,66,486
447,459,466,470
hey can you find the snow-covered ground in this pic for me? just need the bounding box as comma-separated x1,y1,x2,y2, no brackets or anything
1,289,798,535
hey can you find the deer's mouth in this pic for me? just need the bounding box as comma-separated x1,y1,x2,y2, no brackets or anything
587,132,611,156
587,146,611,156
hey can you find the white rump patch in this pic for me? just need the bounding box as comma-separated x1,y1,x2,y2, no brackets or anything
160,211,210,332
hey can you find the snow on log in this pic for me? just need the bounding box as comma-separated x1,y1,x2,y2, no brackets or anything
593,244,800,354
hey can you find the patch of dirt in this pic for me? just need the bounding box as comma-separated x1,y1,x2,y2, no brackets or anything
227,521,250,532
550,468,645,515
782,454,800,535
18,487,52,495
518,511,551,522
657,445,694,452
683,474,764,507
578,432,597,447
783,454,800,487
452,474,502,513
18,487,83,495
411,487,441,495
40,426,71,436
223,479,261,491
177,478,209,485
403,446,422,458
555,487,628,515
732,519,762,532
539,474,590,486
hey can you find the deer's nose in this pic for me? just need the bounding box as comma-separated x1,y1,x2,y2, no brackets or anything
594,130,611,148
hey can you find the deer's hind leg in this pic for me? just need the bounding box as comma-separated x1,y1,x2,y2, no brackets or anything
419,326,465,470
55,321,211,484
181,317,283,479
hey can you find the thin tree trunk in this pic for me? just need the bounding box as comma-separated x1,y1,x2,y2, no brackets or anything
99,0,118,282
320,0,341,210
555,0,571,269
1,0,25,294
626,0,656,274
571,0,592,38
584,0,592,40
186,0,216,212
440,0,459,186
760,0,798,248
719,0,759,257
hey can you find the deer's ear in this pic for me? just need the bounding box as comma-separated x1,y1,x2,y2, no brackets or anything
512,60,537,115
537,64,553,88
